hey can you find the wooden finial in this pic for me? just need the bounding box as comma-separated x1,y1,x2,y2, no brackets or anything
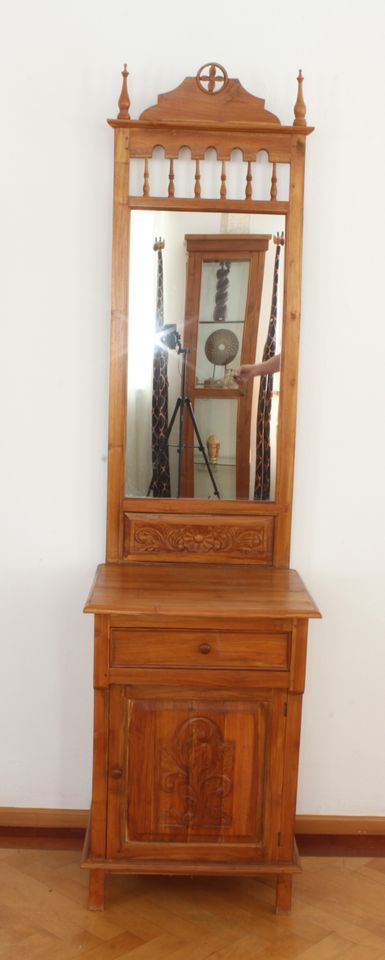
117,63,130,120
293,69,307,127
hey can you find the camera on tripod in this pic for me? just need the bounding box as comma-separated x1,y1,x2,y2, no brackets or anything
148,323,221,499
157,323,182,353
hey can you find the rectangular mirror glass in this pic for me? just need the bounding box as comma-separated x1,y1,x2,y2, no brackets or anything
125,211,285,501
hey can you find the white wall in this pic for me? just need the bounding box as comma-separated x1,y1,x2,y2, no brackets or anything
1,0,384,813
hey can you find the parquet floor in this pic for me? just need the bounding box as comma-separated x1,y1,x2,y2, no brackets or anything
0,850,385,959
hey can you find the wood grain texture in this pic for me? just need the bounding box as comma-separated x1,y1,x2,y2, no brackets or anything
0,809,89,829
275,873,292,913
273,135,307,566
106,128,130,561
127,196,289,213
104,66,313,566
138,71,282,125
2,849,385,957
89,65,318,915
123,515,274,563
88,690,109,859
106,692,276,857
109,627,290,670
84,563,320,620
82,564,318,909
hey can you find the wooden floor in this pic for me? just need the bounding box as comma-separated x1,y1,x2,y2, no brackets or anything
1,850,385,959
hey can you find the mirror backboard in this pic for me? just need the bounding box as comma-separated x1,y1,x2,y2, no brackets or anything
105,63,313,565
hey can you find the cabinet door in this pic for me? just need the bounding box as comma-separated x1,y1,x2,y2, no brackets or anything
107,686,286,863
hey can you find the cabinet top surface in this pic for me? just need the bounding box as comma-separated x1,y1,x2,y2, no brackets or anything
84,563,321,620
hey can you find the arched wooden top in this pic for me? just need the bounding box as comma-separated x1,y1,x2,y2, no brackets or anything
138,66,281,126
108,64,313,135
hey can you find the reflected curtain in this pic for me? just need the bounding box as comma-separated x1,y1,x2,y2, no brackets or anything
151,238,171,497
254,236,283,500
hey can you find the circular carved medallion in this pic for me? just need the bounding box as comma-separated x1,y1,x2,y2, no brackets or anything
196,63,228,95
204,328,239,366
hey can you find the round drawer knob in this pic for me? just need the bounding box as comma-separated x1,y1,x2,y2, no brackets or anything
199,643,211,655
111,767,123,779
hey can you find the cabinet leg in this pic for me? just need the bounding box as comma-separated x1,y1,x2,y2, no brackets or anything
275,874,292,914
88,870,105,911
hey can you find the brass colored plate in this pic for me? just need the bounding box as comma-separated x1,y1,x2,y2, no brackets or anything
204,328,239,366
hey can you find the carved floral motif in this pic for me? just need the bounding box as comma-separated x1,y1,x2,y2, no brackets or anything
128,521,271,557
160,716,234,829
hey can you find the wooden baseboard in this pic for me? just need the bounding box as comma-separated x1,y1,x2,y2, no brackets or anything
296,834,385,857
0,807,89,829
1,809,384,835
295,815,385,836
1,809,385,854
295,817,385,856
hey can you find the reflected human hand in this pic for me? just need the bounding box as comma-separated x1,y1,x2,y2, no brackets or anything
234,364,257,384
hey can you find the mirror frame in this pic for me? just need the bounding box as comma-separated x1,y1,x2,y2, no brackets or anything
105,63,313,567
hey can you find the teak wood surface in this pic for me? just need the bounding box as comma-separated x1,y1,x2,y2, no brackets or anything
104,64,313,566
85,64,318,915
83,561,320,912
84,562,320,621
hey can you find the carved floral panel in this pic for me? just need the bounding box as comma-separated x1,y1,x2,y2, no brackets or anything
124,514,274,562
160,716,235,830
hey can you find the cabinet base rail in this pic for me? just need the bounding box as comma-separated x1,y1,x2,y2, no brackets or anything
82,833,300,913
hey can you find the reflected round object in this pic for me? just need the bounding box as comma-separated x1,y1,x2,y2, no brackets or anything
204,328,239,366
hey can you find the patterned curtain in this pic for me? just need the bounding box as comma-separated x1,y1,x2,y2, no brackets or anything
151,238,171,497
254,235,284,500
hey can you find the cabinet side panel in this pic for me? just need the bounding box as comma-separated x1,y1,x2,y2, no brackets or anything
89,688,109,858
279,692,303,860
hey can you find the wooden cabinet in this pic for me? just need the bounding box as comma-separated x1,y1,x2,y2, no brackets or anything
82,563,319,911
82,64,318,915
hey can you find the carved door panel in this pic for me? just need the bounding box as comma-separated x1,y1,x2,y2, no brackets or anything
107,686,286,863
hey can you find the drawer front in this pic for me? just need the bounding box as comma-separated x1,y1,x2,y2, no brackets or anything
110,628,289,671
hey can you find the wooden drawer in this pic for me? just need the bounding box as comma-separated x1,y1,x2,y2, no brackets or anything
110,627,290,671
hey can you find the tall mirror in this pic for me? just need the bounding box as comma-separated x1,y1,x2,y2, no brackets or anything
126,210,285,501
105,62,313,566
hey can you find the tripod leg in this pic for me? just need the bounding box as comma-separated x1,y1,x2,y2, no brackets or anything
147,397,182,496
185,400,221,499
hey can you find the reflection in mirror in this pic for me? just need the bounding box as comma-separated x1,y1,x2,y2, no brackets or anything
126,211,285,501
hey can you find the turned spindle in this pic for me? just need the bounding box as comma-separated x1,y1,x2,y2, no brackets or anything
270,162,278,201
168,159,175,197
245,161,252,200
194,159,201,198
117,63,130,120
220,160,227,199
143,158,150,197
293,69,307,127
